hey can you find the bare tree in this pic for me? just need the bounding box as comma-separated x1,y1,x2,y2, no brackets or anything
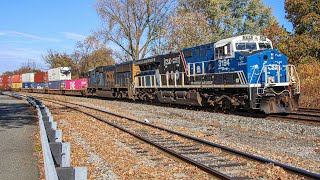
163,9,212,51
74,36,114,77
96,0,175,60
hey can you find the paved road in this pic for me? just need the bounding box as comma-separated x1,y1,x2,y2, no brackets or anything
0,95,39,180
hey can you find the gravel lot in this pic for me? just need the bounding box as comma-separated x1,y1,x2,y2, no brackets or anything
31,93,320,177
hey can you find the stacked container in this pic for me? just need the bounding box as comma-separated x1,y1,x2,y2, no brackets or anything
48,67,71,89
48,67,71,81
34,72,48,89
11,74,22,89
0,76,4,90
0,76,12,90
65,78,88,90
22,73,35,89
47,81,65,89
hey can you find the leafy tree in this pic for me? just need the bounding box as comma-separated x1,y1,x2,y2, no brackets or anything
263,22,290,57
42,49,78,78
242,0,275,34
284,0,320,63
285,0,320,37
42,49,74,68
180,0,275,41
95,0,175,60
160,8,212,51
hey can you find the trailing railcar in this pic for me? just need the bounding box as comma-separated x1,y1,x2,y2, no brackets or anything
133,35,300,114
87,61,140,98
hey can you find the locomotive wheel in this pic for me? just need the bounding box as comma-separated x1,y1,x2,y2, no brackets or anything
222,100,234,112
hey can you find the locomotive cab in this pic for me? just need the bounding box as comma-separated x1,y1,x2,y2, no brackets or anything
214,35,300,113
214,34,273,60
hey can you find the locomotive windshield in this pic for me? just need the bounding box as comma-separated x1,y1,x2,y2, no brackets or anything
235,42,257,51
258,42,272,49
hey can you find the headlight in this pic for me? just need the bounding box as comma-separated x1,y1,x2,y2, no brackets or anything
268,76,275,83
291,76,296,82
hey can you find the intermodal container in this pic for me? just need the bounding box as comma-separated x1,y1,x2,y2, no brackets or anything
0,76,3,88
47,81,65,89
48,67,71,81
12,74,22,83
22,73,35,82
22,82,34,89
34,82,48,89
65,78,88,90
0,76,11,90
11,83,22,89
34,72,48,83
0,77,5,90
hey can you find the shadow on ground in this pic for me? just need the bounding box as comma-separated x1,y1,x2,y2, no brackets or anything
0,96,36,129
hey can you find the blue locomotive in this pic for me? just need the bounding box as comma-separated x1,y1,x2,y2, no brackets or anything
133,35,300,113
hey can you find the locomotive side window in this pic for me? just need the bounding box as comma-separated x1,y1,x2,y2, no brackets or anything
214,44,231,59
184,50,192,58
196,48,200,57
202,47,206,57
224,44,231,56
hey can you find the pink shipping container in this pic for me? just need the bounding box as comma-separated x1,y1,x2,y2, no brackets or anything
65,78,88,90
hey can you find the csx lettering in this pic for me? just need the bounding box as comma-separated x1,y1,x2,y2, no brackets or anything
267,65,278,71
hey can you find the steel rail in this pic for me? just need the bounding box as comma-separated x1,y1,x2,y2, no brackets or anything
290,112,320,118
39,96,320,179
270,113,320,123
40,98,232,179
299,107,320,112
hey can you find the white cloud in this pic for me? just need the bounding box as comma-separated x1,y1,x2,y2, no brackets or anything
0,46,46,74
60,32,86,41
0,31,61,42
0,46,43,60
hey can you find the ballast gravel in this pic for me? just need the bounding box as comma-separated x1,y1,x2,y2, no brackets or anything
32,93,320,176
43,100,212,179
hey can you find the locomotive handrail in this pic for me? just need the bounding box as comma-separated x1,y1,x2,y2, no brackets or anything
255,64,300,92
249,65,259,84
285,65,301,94
135,71,249,88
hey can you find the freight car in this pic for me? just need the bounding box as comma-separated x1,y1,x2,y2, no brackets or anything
87,61,140,98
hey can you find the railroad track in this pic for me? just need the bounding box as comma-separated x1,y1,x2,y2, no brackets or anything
298,107,320,114
32,95,320,180
269,111,320,123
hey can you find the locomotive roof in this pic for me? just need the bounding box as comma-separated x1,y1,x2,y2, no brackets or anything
134,55,160,65
134,52,179,66
215,34,271,48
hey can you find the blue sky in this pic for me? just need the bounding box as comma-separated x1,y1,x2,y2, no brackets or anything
0,0,292,74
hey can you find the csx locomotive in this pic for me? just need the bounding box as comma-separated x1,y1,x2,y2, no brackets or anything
87,35,300,114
